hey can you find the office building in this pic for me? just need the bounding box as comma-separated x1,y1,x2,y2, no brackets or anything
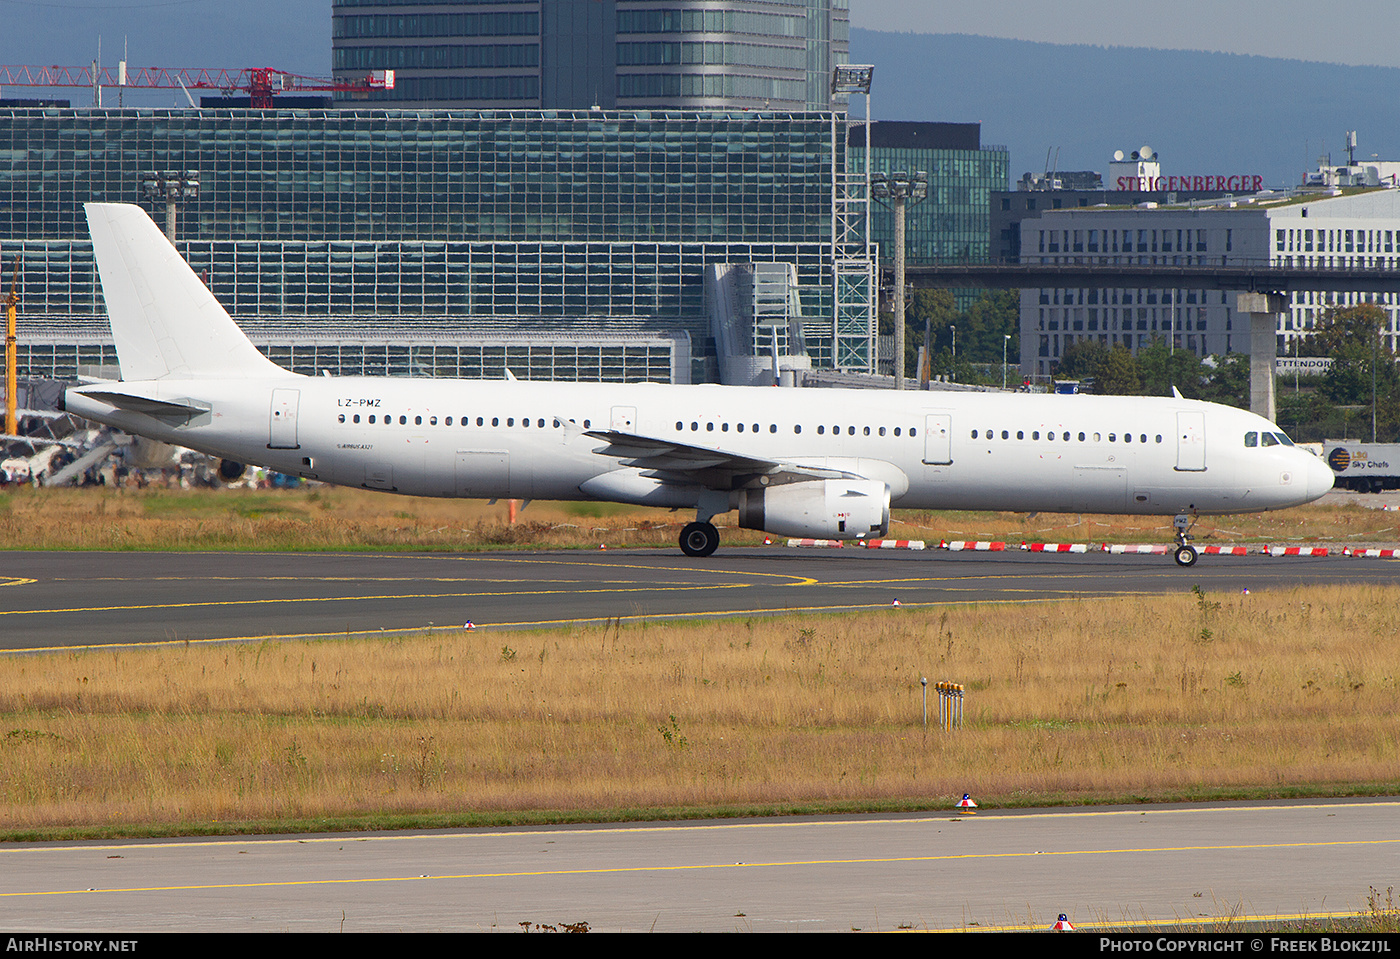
331,0,850,111
1018,190,1400,377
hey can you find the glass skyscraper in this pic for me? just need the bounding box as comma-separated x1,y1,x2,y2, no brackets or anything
332,0,849,111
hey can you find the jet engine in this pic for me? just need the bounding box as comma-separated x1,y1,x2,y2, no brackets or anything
737,478,889,540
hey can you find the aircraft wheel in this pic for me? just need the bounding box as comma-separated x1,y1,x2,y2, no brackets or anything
1173,544,1198,567
679,521,720,558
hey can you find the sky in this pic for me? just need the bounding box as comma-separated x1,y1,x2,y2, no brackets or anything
852,0,1400,70
0,0,1393,79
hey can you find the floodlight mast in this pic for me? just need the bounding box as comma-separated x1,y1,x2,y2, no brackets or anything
871,171,927,389
830,65,876,374
140,171,200,242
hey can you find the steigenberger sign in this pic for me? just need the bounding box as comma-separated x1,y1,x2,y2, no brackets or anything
1115,174,1264,192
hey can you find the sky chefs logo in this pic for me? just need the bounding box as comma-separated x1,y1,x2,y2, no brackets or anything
1327,448,1352,472
1116,174,1264,192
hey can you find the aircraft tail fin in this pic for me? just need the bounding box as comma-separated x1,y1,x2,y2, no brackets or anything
84,202,289,381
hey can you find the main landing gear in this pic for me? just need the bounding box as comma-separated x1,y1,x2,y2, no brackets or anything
679,521,720,557
1173,512,1198,567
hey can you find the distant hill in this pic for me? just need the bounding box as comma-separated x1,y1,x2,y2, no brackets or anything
850,30,1400,190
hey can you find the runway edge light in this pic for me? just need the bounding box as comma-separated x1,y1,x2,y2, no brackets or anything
1052,914,1075,931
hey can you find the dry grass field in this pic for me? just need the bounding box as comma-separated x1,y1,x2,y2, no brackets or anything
0,483,1396,552
1,582,1397,837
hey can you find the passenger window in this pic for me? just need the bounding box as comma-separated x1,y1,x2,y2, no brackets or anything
910,428,917,437
1124,433,1132,443
369,415,376,424
794,425,802,434
1001,430,1009,439
1139,434,1147,443
971,430,979,439
818,426,825,435
353,415,360,424
444,417,451,426
1063,432,1070,441
894,428,901,436
1078,432,1085,441
722,423,729,432
429,416,437,426
1016,431,1023,440
1032,431,1040,440
1108,433,1116,442
879,427,886,436
1155,434,1162,443
399,415,407,425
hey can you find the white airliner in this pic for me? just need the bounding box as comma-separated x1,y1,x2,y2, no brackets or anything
63,203,1333,565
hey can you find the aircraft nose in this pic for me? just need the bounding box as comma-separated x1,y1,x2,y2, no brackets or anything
1305,453,1335,502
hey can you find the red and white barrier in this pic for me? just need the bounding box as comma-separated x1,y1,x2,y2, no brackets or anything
1201,545,1251,555
864,539,926,550
1263,545,1329,557
1345,547,1400,558
1103,544,1169,554
786,538,843,548
1022,542,1089,553
941,540,1007,552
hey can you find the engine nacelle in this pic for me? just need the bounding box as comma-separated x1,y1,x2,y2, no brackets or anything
737,479,889,540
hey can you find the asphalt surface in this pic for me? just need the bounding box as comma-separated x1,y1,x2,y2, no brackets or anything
1,546,1397,649
2,799,1395,932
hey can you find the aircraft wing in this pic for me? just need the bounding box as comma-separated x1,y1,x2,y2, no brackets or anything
583,429,858,488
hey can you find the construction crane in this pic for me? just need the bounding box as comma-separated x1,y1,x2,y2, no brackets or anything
0,64,393,108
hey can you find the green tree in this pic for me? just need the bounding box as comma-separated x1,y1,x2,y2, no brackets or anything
1304,304,1399,409
1135,337,1205,398
1199,353,1250,408
1096,344,1141,395
1054,339,1109,381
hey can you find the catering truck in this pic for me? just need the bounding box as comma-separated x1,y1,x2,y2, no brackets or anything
1325,441,1400,492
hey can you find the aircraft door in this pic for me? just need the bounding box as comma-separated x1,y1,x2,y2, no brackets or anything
922,413,952,465
1175,411,1206,471
611,406,636,432
268,389,300,449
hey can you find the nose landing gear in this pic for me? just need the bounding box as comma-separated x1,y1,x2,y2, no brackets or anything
1173,512,1198,567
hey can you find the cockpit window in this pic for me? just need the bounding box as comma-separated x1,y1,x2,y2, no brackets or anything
1261,432,1280,447
1244,432,1258,447
1274,431,1295,446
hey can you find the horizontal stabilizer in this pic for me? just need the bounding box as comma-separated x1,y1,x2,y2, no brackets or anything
73,388,210,419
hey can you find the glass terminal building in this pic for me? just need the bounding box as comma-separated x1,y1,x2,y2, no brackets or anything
0,106,877,382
